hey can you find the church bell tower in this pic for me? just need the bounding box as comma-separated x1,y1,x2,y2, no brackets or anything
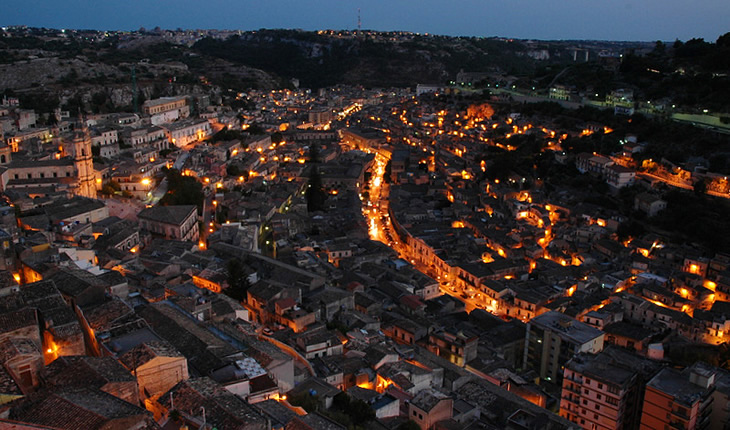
72,121,97,199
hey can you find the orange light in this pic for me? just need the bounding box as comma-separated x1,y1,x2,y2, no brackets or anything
141,178,151,186
198,241,206,250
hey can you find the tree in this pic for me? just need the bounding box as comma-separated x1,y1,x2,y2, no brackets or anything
100,180,121,196
159,168,205,211
651,40,666,56
288,392,319,413
694,178,708,195
305,167,327,212
383,160,392,184
308,142,320,163
225,258,249,301
348,398,375,423
226,164,241,176
398,421,421,430
616,220,645,241
718,32,730,48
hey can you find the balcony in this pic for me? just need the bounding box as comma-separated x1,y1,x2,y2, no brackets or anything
562,384,581,395
669,421,685,430
671,408,689,420
561,395,580,405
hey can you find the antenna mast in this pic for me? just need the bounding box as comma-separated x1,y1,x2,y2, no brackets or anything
358,8,361,31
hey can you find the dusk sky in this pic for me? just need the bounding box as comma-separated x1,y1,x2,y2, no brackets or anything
2,0,728,42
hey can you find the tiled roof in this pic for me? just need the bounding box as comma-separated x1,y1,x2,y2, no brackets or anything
119,340,183,369
8,387,151,429
138,205,196,226
159,378,268,429
45,356,136,389
0,308,37,335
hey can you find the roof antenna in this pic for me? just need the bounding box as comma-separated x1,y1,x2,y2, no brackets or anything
358,8,361,31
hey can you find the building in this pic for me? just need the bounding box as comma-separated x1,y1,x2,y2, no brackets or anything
137,205,199,242
4,127,96,198
44,356,140,405
426,327,478,367
634,193,667,217
549,85,573,101
119,340,189,400
604,164,636,189
162,118,212,147
416,84,444,96
5,386,156,429
606,89,634,108
142,96,190,125
560,347,662,430
524,311,605,383
639,363,715,430
408,388,453,430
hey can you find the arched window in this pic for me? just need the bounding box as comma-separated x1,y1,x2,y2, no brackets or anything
0,155,5,163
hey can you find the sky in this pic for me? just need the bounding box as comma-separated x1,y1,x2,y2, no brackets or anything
2,0,728,42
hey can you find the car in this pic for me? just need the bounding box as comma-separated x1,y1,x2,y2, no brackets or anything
262,327,273,336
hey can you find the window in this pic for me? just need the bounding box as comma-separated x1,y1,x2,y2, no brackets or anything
595,404,600,411
27,173,32,178
598,383,603,389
